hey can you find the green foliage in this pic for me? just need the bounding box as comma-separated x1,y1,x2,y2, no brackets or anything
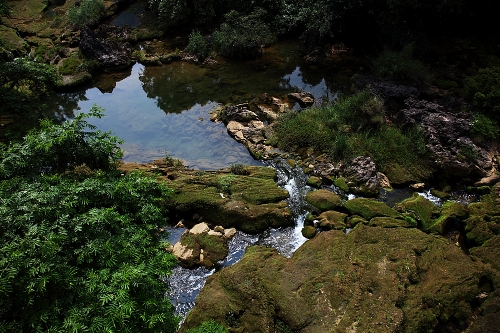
0,57,59,96
464,66,500,120
185,319,228,333
470,113,499,138
68,0,105,29
270,92,429,175
213,9,277,59
371,45,430,82
216,174,235,193
0,110,179,332
0,106,122,179
187,30,212,60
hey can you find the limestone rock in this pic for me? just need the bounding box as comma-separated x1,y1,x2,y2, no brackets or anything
305,189,342,212
287,91,314,107
181,225,494,332
190,222,210,235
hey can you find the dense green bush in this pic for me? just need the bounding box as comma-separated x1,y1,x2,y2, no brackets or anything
470,113,499,138
212,9,277,59
0,109,180,332
371,44,430,82
68,0,105,29
464,66,500,120
186,30,212,60
0,106,122,178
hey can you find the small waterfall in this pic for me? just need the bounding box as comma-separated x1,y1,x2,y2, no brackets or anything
166,159,312,318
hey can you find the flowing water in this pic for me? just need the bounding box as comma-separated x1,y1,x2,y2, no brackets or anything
167,160,311,319
49,39,478,323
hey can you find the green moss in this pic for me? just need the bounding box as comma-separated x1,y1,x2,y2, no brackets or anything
333,177,349,192
466,186,492,194
0,26,29,56
368,217,415,228
301,226,317,239
428,201,469,234
306,176,322,188
344,198,400,220
305,189,343,212
394,193,440,231
58,57,82,75
430,188,450,199
317,210,347,230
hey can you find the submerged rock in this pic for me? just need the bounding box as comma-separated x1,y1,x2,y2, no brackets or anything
181,225,497,332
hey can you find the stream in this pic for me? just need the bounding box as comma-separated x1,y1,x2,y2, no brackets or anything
50,39,478,323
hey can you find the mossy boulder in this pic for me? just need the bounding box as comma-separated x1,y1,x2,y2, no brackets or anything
394,193,440,230
316,210,347,230
172,225,229,268
464,191,500,246
164,166,292,234
301,225,317,239
304,189,342,212
306,176,322,188
333,177,349,192
368,216,416,228
181,225,491,332
0,26,29,57
344,197,400,220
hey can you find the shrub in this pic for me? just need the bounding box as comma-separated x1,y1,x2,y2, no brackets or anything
187,30,213,60
68,0,105,29
213,8,277,59
270,92,431,179
371,44,430,82
464,66,500,120
0,105,122,179
470,113,499,138
0,109,179,332
229,163,249,175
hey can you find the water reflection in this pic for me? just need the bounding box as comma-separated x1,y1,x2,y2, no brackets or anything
62,41,344,168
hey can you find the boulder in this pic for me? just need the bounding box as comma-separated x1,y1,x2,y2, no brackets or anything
341,156,381,196
398,98,493,179
287,91,314,107
344,197,400,220
301,225,317,239
316,210,347,230
172,228,229,268
181,225,495,332
304,189,342,212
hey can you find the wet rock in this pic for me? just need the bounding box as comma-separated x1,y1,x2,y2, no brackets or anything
353,75,419,108
304,189,342,212
398,98,493,179
181,225,493,333
224,104,258,122
301,225,317,239
316,210,347,230
287,91,314,107
79,26,131,67
344,198,400,220
172,225,229,268
341,156,381,196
